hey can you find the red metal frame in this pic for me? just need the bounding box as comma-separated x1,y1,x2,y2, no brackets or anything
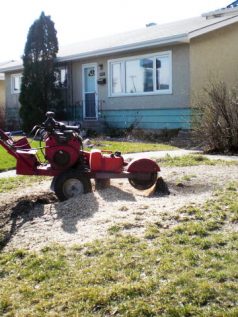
0,127,160,180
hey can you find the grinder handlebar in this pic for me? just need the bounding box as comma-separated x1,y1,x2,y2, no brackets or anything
57,122,81,132
41,112,81,133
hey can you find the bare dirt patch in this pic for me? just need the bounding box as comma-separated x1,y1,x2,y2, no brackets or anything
1,165,238,251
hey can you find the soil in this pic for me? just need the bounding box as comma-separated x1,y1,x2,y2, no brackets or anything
1,164,238,251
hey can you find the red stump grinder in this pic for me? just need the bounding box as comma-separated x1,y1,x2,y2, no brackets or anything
0,112,161,201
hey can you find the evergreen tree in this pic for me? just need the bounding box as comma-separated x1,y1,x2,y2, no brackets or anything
19,12,60,131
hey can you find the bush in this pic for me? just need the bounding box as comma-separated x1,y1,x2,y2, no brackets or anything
104,119,179,142
130,128,180,142
192,81,238,153
19,12,59,132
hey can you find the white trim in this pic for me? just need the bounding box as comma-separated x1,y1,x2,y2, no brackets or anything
108,51,172,97
82,63,98,120
11,73,22,94
0,63,23,73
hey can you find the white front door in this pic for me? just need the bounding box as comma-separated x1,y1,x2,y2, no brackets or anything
82,64,98,120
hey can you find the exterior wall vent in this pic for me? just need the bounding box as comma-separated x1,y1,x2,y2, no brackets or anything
146,22,157,27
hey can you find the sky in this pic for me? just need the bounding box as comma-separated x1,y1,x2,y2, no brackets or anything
0,0,232,62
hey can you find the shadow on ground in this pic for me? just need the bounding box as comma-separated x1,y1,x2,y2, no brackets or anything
0,193,57,250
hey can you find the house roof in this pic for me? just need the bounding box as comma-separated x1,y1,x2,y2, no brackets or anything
58,13,238,61
1,11,238,72
0,60,22,73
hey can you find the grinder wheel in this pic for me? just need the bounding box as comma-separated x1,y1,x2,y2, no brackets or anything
129,172,157,190
52,169,92,201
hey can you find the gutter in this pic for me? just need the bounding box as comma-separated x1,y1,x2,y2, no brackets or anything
0,64,23,73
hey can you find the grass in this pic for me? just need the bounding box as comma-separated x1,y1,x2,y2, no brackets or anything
1,137,236,173
0,182,237,316
157,154,238,167
86,139,177,154
0,175,47,193
0,139,44,172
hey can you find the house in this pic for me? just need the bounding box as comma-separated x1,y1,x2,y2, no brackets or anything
0,61,21,129
0,73,5,106
0,3,238,132
0,72,5,127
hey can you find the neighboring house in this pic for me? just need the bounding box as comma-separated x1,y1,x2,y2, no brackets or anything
0,72,6,127
0,61,22,129
0,73,5,108
0,4,238,131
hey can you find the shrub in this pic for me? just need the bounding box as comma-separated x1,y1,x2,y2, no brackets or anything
192,81,238,153
19,12,60,132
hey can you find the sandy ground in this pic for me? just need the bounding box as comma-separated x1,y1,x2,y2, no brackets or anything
1,164,238,251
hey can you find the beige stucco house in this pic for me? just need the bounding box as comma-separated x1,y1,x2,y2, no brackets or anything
0,73,5,106
0,73,5,127
0,4,238,131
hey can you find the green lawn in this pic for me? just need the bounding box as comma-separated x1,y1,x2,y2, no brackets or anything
157,154,238,167
0,139,44,172
0,182,237,316
0,176,47,193
88,139,177,154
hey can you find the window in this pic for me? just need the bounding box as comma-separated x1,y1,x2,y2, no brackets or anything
112,62,123,94
109,51,172,96
126,58,153,93
55,67,68,88
11,74,22,94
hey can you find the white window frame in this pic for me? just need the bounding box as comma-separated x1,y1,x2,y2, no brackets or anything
11,73,22,94
108,51,172,97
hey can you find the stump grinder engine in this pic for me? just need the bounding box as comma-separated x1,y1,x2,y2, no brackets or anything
0,112,161,201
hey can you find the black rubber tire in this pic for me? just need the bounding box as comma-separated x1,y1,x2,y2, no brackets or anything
52,169,92,201
129,172,157,190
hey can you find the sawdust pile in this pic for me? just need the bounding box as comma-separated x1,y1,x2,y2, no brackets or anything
1,165,238,251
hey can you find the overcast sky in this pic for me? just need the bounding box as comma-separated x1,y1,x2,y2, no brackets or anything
0,0,231,62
